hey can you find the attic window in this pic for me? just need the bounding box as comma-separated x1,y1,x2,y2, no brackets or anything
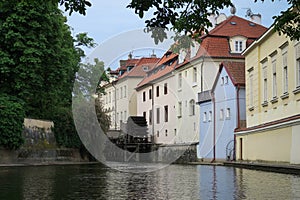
249,22,256,26
143,66,149,71
230,21,236,25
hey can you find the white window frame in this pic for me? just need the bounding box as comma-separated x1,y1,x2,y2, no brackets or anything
220,109,224,121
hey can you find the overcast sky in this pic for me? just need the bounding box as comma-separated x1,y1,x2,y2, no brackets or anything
64,0,290,58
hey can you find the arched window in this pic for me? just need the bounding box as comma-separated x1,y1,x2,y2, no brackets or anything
189,99,195,116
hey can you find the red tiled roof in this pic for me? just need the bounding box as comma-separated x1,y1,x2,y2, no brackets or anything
221,61,245,86
136,52,178,89
176,15,267,70
118,57,159,79
208,15,267,38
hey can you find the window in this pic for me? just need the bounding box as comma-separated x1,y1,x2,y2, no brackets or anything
120,112,123,122
149,110,152,125
235,41,243,52
174,129,177,136
249,72,254,108
178,73,182,88
185,71,188,77
178,102,182,117
164,83,168,94
157,131,159,137
189,100,195,116
149,89,152,100
143,111,146,119
225,76,229,84
124,111,127,121
143,91,146,102
193,67,197,83
208,111,212,122
124,86,126,98
297,59,300,88
296,43,300,88
164,106,168,122
203,112,207,122
116,89,119,100
283,66,288,94
156,108,160,124
165,129,168,137
116,113,119,123
156,86,159,97
120,87,123,99
220,109,224,120
226,108,230,119
272,59,277,98
263,66,268,103
221,77,224,85
109,92,111,103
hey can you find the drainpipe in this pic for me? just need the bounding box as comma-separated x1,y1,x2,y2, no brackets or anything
235,85,241,161
112,82,117,130
211,91,216,163
200,57,204,92
152,84,155,140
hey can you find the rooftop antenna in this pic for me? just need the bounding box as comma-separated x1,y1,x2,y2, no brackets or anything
242,8,253,18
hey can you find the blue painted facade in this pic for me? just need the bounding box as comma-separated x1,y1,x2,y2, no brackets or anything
198,66,245,160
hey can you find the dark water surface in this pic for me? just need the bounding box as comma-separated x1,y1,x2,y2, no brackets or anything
0,163,299,200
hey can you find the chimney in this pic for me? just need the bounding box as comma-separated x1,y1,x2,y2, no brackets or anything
250,13,261,24
128,52,133,59
150,50,156,58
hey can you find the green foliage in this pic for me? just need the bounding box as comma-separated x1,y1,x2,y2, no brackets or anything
0,0,82,148
128,0,300,41
0,94,25,149
52,107,82,148
59,0,92,15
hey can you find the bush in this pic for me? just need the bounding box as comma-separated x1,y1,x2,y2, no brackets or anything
0,94,25,149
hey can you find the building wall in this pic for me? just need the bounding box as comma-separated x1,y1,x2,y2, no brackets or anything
137,75,177,144
237,27,300,164
236,126,293,163
102,77,143,130
214,69,238,160
198,100,213,159
245,32,300,127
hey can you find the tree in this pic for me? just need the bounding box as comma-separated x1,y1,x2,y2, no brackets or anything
127,0,300,41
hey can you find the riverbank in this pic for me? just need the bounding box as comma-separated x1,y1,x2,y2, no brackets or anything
0,161,100,168
188,160,300,175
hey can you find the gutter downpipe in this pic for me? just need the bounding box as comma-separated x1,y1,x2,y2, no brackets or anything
152,84,155,140
112,82,117,130
211,91,216,163
235,85,241,161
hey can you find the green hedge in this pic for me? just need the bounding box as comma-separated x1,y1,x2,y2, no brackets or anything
0,94,25,149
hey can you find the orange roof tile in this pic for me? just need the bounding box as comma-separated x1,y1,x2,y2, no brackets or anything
222,61,245,86
208,15,267,38
136,52,178,89
118,57,159,79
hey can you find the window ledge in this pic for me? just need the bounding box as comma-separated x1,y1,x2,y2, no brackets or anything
270,97,278,104
177,116,182,118
293,87,300,95
261,101,268,107
178,88,182,92
248,106,254,111
280,93,289,100
192,83,197,87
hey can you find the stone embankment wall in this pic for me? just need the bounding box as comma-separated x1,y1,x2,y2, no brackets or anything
0,118,88,164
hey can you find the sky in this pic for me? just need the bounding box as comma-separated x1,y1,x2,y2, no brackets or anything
63,0,290,67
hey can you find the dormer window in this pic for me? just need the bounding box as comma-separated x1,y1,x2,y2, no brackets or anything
142,66,149,71
230,36,246,54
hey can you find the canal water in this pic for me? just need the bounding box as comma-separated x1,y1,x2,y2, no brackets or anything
0,164,300,200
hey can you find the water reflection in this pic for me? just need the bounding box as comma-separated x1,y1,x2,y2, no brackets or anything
0,164,299,199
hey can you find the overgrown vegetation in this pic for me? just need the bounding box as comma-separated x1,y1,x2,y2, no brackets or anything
0,94,25,149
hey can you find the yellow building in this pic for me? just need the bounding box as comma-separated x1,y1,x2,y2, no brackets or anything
235,26,300,164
